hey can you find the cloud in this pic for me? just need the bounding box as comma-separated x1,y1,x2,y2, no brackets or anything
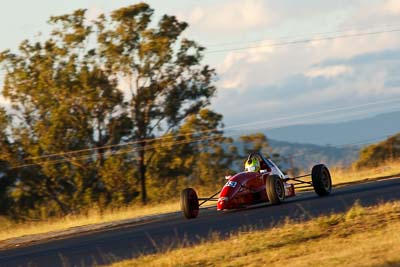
211,0,400,94
383,0,400,15
214,20,400,99
179,0,364,46
305,65,352,78
341,0,400,28
317,49,400,67
180,0,273,35
212,47,400,126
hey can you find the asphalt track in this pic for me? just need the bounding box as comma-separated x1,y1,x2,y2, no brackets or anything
1,177,400,267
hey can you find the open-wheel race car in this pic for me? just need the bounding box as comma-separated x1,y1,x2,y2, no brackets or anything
180,152,332,219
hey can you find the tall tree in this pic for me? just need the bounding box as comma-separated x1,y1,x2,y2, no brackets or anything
0,9,132,216
146,109,235,197
0,108,16,216
240,133,271,156
95,4,216,203
0,2,217,214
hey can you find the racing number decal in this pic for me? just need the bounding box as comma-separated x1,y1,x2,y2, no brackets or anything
225,181,237,188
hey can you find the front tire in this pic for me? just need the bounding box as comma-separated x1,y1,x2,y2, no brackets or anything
180,188,199,219
312,164,332,196
266,175,285,204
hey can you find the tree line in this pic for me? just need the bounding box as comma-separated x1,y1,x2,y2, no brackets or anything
0,4,279,220
354,133,400,168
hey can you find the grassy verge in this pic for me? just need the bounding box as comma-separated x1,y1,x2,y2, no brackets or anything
331,159,400,184
108,200,400,267
1,160,399,244
0,201,181,242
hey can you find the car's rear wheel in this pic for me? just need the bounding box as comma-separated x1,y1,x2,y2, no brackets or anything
266,175,285,204
180,188,199,219
312,164,332,196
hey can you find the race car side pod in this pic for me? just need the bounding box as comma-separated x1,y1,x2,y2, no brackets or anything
198,190,221,206
284,173,313,189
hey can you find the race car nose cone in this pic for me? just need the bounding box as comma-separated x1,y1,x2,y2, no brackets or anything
217,197,228,210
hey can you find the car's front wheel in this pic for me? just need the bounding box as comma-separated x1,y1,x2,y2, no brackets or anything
266,175,285,204
180,188,199,219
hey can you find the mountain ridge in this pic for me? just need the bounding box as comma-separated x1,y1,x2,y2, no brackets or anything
264,111,400,146
268,138,360,170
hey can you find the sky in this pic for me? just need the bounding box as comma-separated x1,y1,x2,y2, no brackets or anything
1,0,400,128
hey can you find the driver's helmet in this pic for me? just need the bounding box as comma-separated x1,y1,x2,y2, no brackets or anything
244,158,260,172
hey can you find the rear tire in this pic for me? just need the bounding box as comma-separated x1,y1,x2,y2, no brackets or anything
180,188,199,219
312,164,332,196
266,175,285,204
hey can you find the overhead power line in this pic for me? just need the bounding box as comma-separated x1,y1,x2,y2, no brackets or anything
21,97,400,163
206,28,400,54
11,97,400,169
14,134,225,169
204,23,400,48
9,25,400,167
13,128,398,170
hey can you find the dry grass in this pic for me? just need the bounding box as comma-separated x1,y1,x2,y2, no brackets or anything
0,201,181,242
1,160,400,244
331,159,400,185
109,201,400,267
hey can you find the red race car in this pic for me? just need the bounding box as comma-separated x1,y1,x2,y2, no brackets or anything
180,152,332,219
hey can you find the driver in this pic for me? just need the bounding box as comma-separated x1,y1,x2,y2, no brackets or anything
244,158,260,172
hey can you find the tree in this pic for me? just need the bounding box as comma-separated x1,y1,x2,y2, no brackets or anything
146,109,236,198
238,133,286,171
95,4,216,203
0,2,217,214
354,133,400,168
0,9,131,215
0,108,16,216
240,133,271,156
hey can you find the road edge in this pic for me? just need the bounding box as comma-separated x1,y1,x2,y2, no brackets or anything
0,174,398,251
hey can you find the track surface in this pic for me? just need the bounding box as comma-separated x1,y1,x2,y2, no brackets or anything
1,177,400,267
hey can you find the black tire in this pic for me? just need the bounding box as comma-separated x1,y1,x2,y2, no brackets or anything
266,175,285,204
180,188,199,219
312,164,332,196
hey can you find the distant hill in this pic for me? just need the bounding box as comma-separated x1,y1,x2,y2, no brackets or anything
269,139,360,170
232,137,360,171
264,111,400,146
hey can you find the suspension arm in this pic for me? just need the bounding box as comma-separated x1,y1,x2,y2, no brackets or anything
198,190,221,206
